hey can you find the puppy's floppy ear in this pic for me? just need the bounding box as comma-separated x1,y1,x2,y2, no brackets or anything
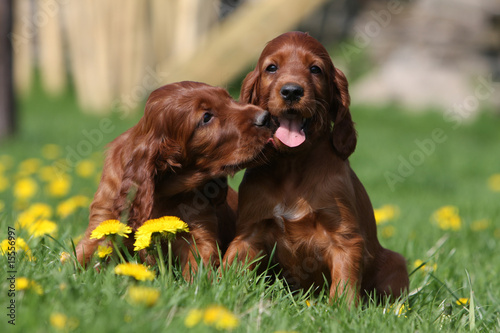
114,131,182,229
330,67,357,160
240,68,261,104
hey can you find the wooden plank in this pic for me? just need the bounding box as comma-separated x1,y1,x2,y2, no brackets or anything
159,0,328,87
37,0,67,97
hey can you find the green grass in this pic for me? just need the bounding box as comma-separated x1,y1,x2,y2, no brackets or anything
1,86,500,332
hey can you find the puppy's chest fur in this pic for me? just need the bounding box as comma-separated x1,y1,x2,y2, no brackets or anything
271,197,333,250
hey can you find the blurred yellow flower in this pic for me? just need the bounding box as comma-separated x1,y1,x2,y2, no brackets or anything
456,297,469,306
203,305,239,330
431,205,462,231
470,219,490,232
374,204,399,225
97,245,113,258
42,144,62,160
28,220,58,238
383,302,409,318
90,219,132,239
114,263,155,281
185,309,204,328
14,177,38,200
413,259,437,273
16,202,53,229
76,160,96,178
38,165,59,182
60,251,71,264
0,175,8,192
50,312,79,331
18,158,42,175
185,305,239,330
488,174,500,192
126,286,160,307
134,216,189,251
1,237,34,261
16,277,44,295
56,195,89,218
47,175,71,197
381,225,395,238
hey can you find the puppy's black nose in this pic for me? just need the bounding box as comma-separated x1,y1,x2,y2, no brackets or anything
280,84,304,102
254,110,271,127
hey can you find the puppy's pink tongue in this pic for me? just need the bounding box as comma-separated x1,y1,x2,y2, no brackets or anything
275,117,306,147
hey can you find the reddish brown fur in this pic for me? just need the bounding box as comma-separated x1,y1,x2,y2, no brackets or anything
223,32,409,303
76,81,272,278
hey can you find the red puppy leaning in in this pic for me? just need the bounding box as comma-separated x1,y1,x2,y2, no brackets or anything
223,32,409,303
75,81,272,278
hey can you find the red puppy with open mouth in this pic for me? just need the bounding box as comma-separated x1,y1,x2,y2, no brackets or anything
224,32,409,303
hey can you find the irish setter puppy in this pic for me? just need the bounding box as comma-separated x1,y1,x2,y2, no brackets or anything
75,81,272,278
224,32,409,303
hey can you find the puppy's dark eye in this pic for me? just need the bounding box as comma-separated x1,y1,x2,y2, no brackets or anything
202,112,213,124
310,65,322,74
266,64,278,73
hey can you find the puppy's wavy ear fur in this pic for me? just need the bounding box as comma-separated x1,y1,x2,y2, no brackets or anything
240,68,261,104
330,67,357,160
114,132,181,230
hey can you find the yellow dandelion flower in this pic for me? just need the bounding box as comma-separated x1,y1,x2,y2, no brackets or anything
305,300,312,307
374,204,399,225
488,174,500,192
97,245,113,258
28,220,58,238
90,219,132,239
76,160,96,178
203,305,239,330
1,237,34,261
413,259,437,273
456,297,469,306
16,277,43,295
16,203,53,229
42,144,62,160
470,219,490,232
114,263,155,281
185,309,204,328
27,202,53,217
50,312,79,331
56,195,89,218
126,286,160,307
134,216,189,251
14,177,38,200
47,175,71,197
60,252,71,264
381,225,395,238
431,206,462,231
50,313,67,329
18,158,42,175
0,175,9,192
384,302,409,317
38,165,60,182
16,277,30,290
